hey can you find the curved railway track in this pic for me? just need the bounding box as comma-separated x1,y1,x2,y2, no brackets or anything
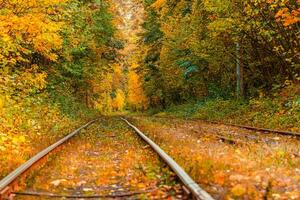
203,120,300,138
0,118,214,200
149,115,300,138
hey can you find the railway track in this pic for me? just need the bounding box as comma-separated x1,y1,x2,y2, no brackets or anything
0,119,98,200
127,116,300,199
203,120,300,138
149,115,300,138
121,118,213,200
0,117,214,200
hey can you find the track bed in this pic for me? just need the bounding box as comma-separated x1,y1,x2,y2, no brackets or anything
129,116,300,199
14,117,188,199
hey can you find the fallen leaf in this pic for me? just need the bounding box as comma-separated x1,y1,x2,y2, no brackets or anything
77,180,86,186
231,184,246,196
229,174,247,182
83,188,93,192
50,179,67,186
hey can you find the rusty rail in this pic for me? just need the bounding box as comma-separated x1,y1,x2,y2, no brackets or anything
0,119,97,200
148,115,300,138
121,117,214,200
204,120,300,138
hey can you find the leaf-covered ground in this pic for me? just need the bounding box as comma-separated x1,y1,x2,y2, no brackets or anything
0,113,87,180
14,117,187,199
129,116,300,199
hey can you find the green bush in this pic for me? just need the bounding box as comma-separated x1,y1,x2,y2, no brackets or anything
152,85,300,132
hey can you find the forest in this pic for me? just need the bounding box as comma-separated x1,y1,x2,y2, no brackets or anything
0,0,299,199
1,0,299,130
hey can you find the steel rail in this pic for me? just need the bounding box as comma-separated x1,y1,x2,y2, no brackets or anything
148,115,300,138
203,120,300,138
14,188,154,198
121,117,214,200
0,119,97,198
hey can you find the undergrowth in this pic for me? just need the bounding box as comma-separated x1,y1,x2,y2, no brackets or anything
152,83,300,132
0,92,99,179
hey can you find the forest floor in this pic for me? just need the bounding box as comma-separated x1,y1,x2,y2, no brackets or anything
14,117,187,200
149,84,300,133
129,116,300,199
0,116,90,180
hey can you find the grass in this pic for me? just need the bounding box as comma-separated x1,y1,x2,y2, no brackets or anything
150,84,300,132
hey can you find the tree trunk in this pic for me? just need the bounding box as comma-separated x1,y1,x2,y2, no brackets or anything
236,42,244,99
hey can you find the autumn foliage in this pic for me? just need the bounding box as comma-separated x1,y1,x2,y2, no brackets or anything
0,0,299,183
275,1,300,26
0,0,65,66
0,0,117,177
137,0,299,108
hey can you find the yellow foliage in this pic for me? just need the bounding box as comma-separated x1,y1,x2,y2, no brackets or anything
0,0,65,66
112,89,125,111
151,0,166,10
0,96,4,111
128,69,149,111
231,184,247,197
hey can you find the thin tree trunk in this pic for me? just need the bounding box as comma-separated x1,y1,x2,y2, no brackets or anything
236,42,244,99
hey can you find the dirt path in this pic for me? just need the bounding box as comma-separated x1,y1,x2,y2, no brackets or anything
15,117,187,199
129,116,300,200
